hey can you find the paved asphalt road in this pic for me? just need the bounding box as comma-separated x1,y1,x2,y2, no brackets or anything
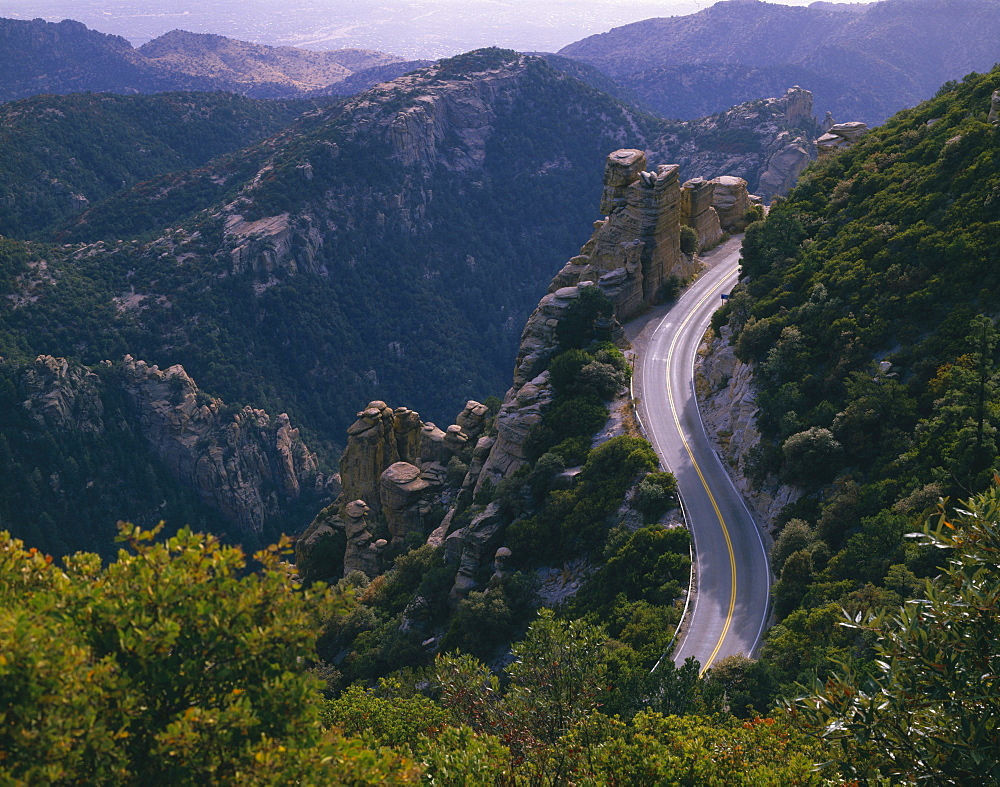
634,242,771,674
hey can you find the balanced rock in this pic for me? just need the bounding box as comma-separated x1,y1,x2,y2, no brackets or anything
455,400,490,440
710,176,750,231
817,122,868,157
342,499,385,577
380,461,431,542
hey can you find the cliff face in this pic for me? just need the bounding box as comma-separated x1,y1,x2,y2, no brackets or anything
119,356,322,537
17,354,326,543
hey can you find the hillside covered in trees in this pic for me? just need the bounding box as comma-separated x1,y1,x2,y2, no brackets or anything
715,65,1000,703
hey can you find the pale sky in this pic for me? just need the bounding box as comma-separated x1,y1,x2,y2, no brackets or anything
0,0,847,59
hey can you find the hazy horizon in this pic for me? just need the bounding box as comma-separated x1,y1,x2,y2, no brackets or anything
1,0,849,59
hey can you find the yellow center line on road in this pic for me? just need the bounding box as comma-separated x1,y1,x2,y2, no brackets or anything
664,272,737,676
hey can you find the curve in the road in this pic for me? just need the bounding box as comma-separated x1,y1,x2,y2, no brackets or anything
635,241,771,675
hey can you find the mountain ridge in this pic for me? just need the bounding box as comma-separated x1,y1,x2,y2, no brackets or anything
558,0,1000,125
0,16,422,102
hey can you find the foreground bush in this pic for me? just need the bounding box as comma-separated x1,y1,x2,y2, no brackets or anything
0,524,419,785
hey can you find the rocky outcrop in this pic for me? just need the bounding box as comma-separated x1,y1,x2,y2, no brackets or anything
816,121,868,157
360,55,527,173
337,399,477,518
654,86,820,200
21,355,105,434
695,326,798,528
548,150,697,322
224,212,325,276
380,461,433,545
680,177,723,250
339,401,421,515
297,397,490,578
475,371,554,495
757,132,813,203
120,355,319,537
446,501,506,604
990,90,1000,124
711,176,751,231
19,354,326,540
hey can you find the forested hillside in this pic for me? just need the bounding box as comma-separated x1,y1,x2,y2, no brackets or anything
0,91,319,238
716,66,1000,697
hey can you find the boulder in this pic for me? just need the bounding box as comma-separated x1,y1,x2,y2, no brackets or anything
380,461,431,543
758,138,813,202
455,400,490,440
710,176,750,231
817,122,868,157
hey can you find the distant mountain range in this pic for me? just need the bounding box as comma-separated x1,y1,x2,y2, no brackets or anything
558,0,1000,125
0,17,428,102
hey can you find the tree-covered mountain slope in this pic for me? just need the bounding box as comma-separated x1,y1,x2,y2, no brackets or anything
559,0,1000,125
0,91,320,239
711,66,1000,692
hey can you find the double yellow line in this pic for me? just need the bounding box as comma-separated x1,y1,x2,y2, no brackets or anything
664,273,738,675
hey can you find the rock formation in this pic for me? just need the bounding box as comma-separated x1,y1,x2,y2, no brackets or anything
681,177,723,250
21,355,105,434
18,354,325,540
339,401,423,516
658,86,820,202
120,355,319,537
710,176,751,231
446,501,505,605
990,90,1000,125
380,461,433,545
548,149,697,322
757,131,813,202
297,397,490,578
474,371,554,495
816,122,868,157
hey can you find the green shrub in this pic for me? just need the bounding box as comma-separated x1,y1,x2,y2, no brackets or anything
633,472,679,522
679,225,699,255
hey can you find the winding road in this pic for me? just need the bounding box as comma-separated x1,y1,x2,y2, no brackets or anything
633,238,771,674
